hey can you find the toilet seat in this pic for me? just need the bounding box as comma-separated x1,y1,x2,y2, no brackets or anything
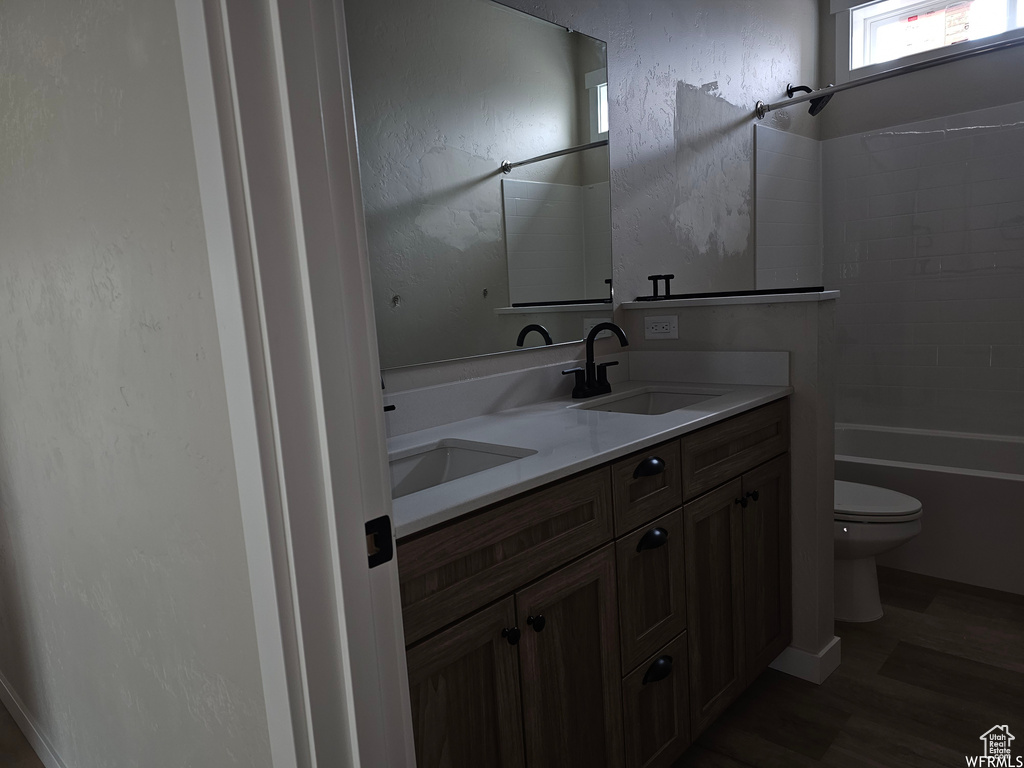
834,480,922,523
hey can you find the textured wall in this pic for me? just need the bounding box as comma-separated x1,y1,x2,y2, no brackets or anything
823,101,1024,436
0,2,271,766
502,0,820,303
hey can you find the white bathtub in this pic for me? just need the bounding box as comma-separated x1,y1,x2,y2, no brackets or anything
835,424,1024,596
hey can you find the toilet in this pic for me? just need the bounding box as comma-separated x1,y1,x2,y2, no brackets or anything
834,480,922,622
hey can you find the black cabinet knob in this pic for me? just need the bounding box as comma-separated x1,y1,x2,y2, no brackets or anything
527,615,546,632
642,655,673,685
735,496,748,508
501,627,521,646
636,527,669,552
746,489,760,502
633,456,666,480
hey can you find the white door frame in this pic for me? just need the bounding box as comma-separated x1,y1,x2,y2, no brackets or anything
176,0,414,766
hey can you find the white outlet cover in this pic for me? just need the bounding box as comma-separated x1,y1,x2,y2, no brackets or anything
644,315,678,339
584,318,613,339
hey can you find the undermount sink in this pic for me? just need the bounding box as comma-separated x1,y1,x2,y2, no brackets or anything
389,439,537,499
574,387,728,415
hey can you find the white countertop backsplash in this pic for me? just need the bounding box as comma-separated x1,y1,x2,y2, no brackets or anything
386,350,792,539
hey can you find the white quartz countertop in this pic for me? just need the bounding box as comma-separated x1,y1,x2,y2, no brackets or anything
390,381,792,539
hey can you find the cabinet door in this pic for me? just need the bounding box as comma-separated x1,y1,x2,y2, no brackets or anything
406,597,525,768
683,479,745,737
742,454,792,682
616,508,687,674
517,545,624,767
622,633,691,768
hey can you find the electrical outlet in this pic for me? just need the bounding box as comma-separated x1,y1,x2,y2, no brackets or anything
644,315,678,340
583,318,613,339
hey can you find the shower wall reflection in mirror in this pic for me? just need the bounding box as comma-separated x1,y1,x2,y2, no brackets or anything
346,0,612,369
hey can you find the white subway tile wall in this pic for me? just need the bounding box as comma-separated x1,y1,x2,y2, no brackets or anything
502,178,585,304
823,101,1024,435
755,125,823,290
582,182,612,299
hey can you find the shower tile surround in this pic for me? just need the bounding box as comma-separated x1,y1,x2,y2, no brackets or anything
502,178,611,304
755,126,823,290
822,101,1024,436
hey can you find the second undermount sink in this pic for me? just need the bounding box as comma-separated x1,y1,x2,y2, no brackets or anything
389,439,537,499
574,387,728,416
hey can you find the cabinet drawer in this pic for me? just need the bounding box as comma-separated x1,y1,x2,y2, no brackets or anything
622,633,691,768
681,399,789,501
611,440,682,535
616,509,686,674
398,468,613,645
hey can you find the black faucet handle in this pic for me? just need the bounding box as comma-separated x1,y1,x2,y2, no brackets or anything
562,367,587,399
596,361,618,385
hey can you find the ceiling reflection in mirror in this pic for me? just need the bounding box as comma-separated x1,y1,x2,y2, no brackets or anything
346,0,612,369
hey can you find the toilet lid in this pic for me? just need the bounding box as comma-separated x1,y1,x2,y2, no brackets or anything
834,480,922,522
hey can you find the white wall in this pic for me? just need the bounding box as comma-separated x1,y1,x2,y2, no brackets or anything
823,101,1024,436
0,2,270,766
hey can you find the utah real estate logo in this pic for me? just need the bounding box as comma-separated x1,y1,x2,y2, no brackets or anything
966,725,1022,767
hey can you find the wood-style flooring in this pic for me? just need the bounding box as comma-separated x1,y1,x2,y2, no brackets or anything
0,703,42,768
675,566,1024,768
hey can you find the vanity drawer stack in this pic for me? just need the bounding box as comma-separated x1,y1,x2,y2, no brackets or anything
611,443,691,768
396,398,791,768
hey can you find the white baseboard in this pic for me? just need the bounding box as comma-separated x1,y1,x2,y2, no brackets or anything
769,636,842,684
0,670,67,768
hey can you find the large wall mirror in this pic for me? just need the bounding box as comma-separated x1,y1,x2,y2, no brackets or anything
346,0,612,370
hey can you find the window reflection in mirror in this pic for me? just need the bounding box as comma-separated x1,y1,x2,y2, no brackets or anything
345,0,612,369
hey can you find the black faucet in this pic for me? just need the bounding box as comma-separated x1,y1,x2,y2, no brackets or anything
562,322,629,399
516,323,553,347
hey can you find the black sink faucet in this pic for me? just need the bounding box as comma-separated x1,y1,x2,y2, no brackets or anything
516,323,553,346
562,322,629,399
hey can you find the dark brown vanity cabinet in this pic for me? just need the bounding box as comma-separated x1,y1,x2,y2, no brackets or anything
398,470,622,768
406,598,526,768
517,546,624,768
397,398,791,768
681,400,792,737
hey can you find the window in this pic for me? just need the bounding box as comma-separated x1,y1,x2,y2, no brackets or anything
596,82,609,135
586,68,609,141
837,0,1023,79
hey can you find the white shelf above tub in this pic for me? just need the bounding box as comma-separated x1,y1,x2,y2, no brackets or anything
494,303,613,315
620,290,840,310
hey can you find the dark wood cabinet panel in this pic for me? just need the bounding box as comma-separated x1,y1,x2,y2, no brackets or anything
616,508,687,674
683,479,745,737
406,598,525,768
742,454,792,682
398,397,793,766
622,633,691,768
681,399,789,501
517,545,624,768
398,468,613,644
611,440,682,535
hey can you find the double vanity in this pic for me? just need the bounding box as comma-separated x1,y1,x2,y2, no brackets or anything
389,371,793,768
